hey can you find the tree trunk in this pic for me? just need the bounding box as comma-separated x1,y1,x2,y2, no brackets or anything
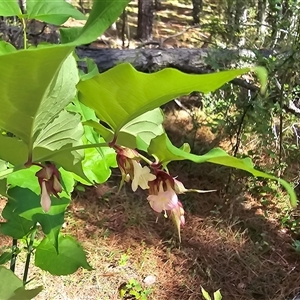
192,0,202,24
136,0,154,40
154,0,162,10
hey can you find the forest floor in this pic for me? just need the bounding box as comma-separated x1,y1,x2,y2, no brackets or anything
1,0,300,300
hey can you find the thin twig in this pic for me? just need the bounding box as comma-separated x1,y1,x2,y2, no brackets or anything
23,224,37,285
10,239,18,272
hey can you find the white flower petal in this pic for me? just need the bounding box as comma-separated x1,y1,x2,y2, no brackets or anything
131,161,156,191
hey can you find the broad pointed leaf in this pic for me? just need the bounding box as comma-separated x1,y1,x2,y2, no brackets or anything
9,187,69,247
27,0,86,25
0,266,42,300
77,63,250,132
148,133,297,207
0,197,34,239
85,108,165,151
80,143,117,184
0,252,12,265
0,46,74,146
0,135,28,166
35,234,92,275
60,0,130,44
0,41,16,55
8,166,74,196
67,99,117,183
214,290,223,300
33,110,84,156
0,47,87,177
0,159,8,196
0,0,22,17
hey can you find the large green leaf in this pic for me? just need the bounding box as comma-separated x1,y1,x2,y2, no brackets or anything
6,165,73,247
0,136,27,166
0,266,42,300
148,134,297,207
35,234,92,275
77,63,250,133
0,46,74,144
85,108,165,151
33,110,83,152
0,46,74,142
0,47,87,177
0,252,12,265
0,41,16,55
80,143,117,184
8,166,74,196
60,0,130,45
26,0,86,25
0,0,22,17
0,198,35,239
0,160,8,196
67,99,117,183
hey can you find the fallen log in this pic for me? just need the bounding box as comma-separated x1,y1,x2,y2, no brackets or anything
75,46,273,73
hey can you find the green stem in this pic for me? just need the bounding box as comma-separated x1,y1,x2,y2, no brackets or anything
23,224,37,285
10,239,18,272
137,153,153,166
35,142,109,163
21,18,27,49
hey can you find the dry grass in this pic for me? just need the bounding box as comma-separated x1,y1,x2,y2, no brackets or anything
1,134,300,299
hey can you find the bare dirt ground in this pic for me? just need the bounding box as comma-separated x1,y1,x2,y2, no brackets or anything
1,111,300,300
1,1,300,300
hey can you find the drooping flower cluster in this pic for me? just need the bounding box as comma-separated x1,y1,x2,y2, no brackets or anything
115,146,186,241
115,146,156,192
35,162,62,212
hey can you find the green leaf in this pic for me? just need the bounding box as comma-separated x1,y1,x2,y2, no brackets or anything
0,47,87,177
8,165,74,197
67,99,117,183
67,98,103,147
0,136,28,166
33,110,83,153
148,133,297,207
0,45,74,145
0,266,42,300
60,0,130,44
0,198,35,239
0,252,12,265
201,286,212,300
79,57,99,81
26,0,86,25
78,63,250,133
0,41,16,55
0,160,8,196
6,183,70,247
81,144,117,184
35,234,92,275
0,0,22,17
253,66,267,94
85,108,165,151
213,290,222,300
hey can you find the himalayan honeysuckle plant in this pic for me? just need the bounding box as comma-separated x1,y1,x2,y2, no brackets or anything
0,0,297,298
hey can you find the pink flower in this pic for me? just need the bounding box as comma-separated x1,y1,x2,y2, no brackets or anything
147,170,185,241
147,182,178,213
35,163,62,212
